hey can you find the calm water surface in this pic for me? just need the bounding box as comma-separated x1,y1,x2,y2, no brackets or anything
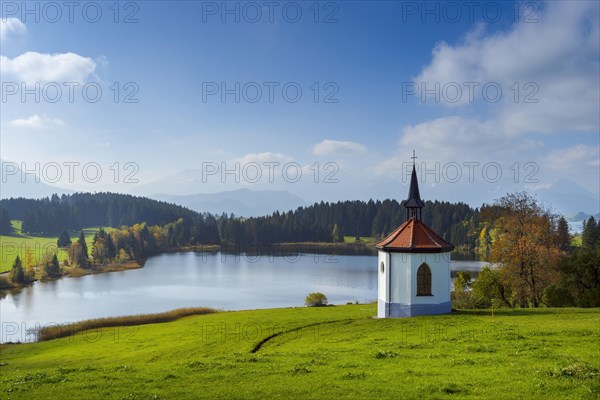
0,252,487,342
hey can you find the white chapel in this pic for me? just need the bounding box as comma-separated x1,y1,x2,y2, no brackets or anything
375,155,454,318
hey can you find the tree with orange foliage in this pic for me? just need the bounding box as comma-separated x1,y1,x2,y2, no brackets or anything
482,192,562,307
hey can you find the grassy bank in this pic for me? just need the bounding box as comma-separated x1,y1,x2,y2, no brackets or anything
60,260,143,278
1,306,598,399
0,259,144,291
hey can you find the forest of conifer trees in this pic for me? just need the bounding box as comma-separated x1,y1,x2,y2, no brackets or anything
0,193,481,248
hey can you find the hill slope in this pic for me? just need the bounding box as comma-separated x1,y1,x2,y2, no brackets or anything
0,192,203,235
0,306,598,399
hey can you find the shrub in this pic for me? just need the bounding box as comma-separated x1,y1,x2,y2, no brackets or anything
451,290,476,310
305,292,328,307
543,284,575,307
471,266,510,307
0,275,14,289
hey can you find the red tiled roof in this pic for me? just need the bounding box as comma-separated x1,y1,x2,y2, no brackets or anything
375,218,454,253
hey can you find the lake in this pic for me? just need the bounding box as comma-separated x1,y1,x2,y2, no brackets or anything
0,252,487,342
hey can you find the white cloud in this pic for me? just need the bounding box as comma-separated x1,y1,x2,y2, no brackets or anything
312,139,367,156
0,52,96,83
544,145,600,170
373,116,598,197
376,1,599,188
373,116,543,176
232,152,293,165
9,115,65,129
413,1,599,134
0,18,26,40
400,117,496,155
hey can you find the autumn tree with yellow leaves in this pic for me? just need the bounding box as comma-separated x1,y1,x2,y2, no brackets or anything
481,192,562,307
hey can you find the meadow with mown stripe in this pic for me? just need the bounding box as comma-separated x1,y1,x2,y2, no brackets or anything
1,305,598,399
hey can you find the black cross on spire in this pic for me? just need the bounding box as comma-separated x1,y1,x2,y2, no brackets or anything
411,150,417,166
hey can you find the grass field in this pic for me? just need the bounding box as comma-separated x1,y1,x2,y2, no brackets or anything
1,306,598,399
0,221,100,273
344,236,377,244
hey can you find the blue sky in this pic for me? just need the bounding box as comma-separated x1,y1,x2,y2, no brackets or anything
1,1,599,214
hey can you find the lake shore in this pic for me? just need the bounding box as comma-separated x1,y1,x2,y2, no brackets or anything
0,259,145,292
0,242,376,289
0,241,483,294
1,252,489,346
61,260,144,278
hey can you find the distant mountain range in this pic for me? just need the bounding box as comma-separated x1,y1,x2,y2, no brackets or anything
569,211,600,221
151,189,307,217
1,160,597,219
532,179,600,218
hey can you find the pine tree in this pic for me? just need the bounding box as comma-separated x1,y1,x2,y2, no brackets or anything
0,206,12,235
9,256,25,284
57,231,72,248
582,217,599,249
105,234,116,261
556,216,570,251
78,231,89,261
43,254,61,278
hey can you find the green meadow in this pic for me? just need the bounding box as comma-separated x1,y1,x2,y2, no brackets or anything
0,221,99,273
1,305,598,399
344,236,377,244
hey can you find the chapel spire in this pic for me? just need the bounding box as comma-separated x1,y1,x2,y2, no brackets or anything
403,150,425,220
